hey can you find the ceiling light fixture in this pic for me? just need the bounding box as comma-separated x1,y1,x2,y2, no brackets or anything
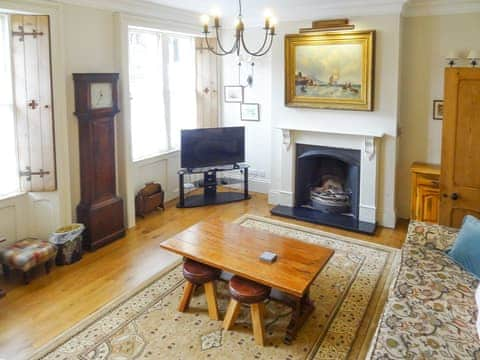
200,0,276,57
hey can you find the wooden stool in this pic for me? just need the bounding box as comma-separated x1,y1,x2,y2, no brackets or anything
223,276,271,346
178,259,221,320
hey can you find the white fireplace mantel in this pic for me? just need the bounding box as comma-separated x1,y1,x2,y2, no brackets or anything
278,126,385,140
270,128,385,225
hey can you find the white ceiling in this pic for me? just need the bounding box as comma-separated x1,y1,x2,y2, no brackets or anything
143,0,408,21
138,0,480,21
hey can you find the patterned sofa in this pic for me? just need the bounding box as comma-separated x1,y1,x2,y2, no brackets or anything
369,221,480,359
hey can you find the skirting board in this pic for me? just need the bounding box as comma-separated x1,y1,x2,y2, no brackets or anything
223,177,271,194
377,207,397,229
268,190,294,207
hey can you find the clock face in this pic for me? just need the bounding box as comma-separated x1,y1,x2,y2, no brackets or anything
90,82,113,109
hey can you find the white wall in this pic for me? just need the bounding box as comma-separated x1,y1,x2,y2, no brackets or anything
221,15,402,227
221,30,272,193
222,12,480,224
133,152,180,203
396,12,480,218
271,16,402,228
63,4,117,221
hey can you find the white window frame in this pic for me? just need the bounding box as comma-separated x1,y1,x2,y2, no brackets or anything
128,26,197,163
0,13,20,197
116,13,201,229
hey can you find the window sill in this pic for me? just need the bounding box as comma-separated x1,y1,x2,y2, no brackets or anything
0,191,26,202
133,149,180,167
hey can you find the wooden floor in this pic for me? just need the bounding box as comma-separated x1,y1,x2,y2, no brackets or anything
0,193,408,359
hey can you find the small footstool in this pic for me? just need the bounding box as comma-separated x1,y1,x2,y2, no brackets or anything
224,276,271,346
178,259,221,320
0,238,57,284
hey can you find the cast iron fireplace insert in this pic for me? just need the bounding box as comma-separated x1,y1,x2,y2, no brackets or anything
271,144,376,235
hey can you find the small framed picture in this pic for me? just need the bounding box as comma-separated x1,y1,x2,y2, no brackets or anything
433,100,444,120
241,103,260,121
224,85,244,103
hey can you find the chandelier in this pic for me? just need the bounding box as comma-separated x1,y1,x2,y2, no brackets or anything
200,0,276,57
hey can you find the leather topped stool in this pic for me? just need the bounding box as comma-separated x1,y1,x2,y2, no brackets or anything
223,276,271,346
178,259,221,320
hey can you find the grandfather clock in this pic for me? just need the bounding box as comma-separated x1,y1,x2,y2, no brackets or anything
73,73,125,250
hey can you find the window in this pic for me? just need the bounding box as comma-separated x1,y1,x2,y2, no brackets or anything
0,14,19,196
128,27,197,161
167,36,196,149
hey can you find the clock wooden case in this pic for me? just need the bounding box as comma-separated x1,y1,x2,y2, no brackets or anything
73,73,125,250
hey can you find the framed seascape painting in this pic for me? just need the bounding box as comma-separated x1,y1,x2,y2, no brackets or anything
285,30,375,111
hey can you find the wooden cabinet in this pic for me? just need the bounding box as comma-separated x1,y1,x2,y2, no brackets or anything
440,68,480,227
410,162,440,223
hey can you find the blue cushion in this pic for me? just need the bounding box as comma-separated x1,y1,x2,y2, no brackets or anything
447,215,480,278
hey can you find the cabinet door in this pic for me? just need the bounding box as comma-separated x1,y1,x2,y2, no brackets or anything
440,68,480,227
417,185,440,223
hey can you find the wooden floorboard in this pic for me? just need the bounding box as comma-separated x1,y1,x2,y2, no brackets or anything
0,193,408,359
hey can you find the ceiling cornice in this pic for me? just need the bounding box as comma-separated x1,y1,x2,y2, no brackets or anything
272,0,407,23
403,0,480,17
48,0,480,22
49,0,200,24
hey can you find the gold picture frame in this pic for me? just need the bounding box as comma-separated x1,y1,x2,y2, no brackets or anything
285,30,375,111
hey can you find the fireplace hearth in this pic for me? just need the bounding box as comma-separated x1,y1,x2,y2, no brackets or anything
271,144,376,234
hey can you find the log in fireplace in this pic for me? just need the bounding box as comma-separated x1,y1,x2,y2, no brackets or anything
271,144,376,234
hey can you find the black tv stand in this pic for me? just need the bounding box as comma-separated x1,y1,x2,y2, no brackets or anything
177,164,251,208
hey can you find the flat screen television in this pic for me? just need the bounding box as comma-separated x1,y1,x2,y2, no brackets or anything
181,127,245,169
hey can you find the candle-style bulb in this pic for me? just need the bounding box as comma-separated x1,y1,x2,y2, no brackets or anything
211,8,221,28
200,14,210,33
264,9,272,29
201,14,210,25
270,17,277,35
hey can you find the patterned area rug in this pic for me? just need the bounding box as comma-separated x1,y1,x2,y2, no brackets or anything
32,215,400,360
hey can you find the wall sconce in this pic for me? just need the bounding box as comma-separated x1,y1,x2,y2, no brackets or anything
467,50,479,67
445,51,459,67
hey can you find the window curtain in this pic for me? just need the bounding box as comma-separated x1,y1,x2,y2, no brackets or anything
195,37,219,129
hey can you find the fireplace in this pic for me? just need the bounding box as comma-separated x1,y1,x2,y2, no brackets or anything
271,143,376,234
295,144,360,215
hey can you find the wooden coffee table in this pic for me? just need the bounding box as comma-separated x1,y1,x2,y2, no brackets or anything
160,219,334,343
